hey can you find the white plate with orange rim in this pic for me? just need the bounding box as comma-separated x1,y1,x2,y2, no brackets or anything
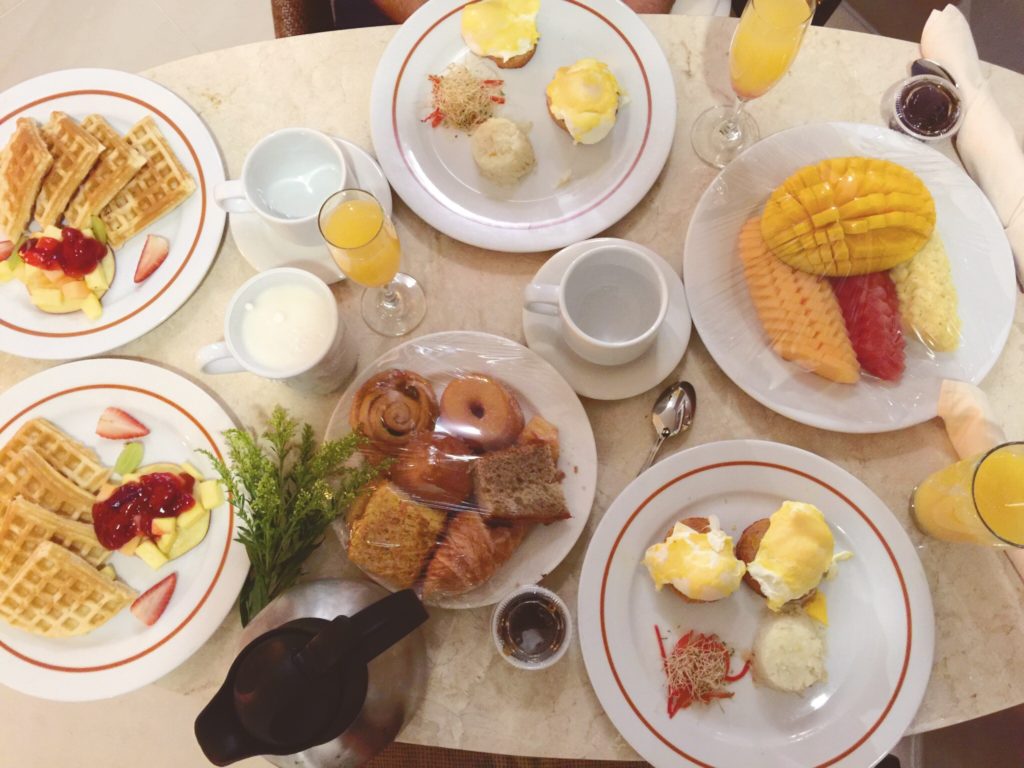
578,439,934,768
369,0,677,252
325,330,597,609
0,358,248,701
682,122,1016,433
0,68,226,360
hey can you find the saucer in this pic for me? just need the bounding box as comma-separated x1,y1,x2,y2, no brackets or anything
227,136,393,284
522,238,691,401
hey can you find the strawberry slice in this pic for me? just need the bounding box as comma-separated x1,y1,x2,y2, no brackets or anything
831,273,906,382
130,572,177,626
134,234,169,283
0,240,12,262
96,407,150,439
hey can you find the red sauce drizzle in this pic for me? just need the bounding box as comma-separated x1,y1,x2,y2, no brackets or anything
20,227,106,278
92,472,196,550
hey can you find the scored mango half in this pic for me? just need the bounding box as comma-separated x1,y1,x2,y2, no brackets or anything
761,157,936,277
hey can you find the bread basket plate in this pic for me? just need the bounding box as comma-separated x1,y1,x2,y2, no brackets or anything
0,68,226,360
683,122,1016,433
0,359,248,701
577,439,934,768
370,0,677,252
326,331,597,609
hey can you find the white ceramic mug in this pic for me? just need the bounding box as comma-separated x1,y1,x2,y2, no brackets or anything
214,128,347,246
196,268,357,394
523,244,668,366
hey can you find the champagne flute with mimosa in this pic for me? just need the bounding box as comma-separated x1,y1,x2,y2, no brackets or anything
319,189,426,336
692,0,815,168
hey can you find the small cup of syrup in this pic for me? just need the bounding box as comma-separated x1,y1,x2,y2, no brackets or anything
491,586,572,670
886,74,964,142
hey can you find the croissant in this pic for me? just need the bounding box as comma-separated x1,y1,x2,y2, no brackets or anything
350,369,439,452
422,513,531,599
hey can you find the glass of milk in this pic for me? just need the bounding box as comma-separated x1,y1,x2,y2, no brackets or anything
196,268,357,394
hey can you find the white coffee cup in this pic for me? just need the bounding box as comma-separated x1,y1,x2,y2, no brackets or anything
196,268,357,394
523,244,668,366
214,128,347,247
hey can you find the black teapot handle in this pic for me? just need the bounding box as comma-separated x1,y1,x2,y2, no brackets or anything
349,589,428,663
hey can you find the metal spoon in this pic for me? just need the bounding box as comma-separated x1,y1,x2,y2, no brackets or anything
637,381,696,476
911,58,957,87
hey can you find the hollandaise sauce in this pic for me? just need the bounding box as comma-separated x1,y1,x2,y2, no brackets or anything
912,443,1024,546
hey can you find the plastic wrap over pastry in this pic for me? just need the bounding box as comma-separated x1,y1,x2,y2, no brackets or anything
682,124,1015,432
326,332,595,608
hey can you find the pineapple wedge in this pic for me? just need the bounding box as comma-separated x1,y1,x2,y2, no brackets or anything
739,217,859,384
762,157,936,276
890,232,961,352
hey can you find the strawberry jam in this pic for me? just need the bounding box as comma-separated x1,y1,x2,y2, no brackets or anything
20,227,106,278
92,472,196,550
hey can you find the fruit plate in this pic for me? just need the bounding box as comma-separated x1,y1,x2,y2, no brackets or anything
369,0,677,252
577,439,934,768
0,68,226,360
325,331,597,609
0,359,248,701
682,122,1016,433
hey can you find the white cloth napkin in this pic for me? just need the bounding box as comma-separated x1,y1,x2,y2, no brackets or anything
936,380,1024,577
921,5,1024,280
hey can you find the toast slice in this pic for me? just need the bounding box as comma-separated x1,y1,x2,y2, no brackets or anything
473,442,570,523
64,114,147,229
0,118,53,240
33,111,104,229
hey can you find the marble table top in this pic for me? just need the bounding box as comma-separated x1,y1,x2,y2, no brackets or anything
2,15,1024,767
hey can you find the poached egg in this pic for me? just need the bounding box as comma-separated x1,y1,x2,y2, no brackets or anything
546,58,621,145
747,501,836,612
643,517,746,602
461,0,540,65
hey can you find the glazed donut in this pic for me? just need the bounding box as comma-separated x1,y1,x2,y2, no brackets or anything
349,369,439,452
389,432,475,508
439,374,524,452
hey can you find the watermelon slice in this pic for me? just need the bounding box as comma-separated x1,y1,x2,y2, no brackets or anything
831,273,906,382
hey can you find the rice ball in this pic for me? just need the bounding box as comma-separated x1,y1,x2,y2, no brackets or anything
471,117,536,185
751,611,827,693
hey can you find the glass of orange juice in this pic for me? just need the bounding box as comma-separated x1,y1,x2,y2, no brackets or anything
691,0,815,168
910,442,1024,547
318,189,426,337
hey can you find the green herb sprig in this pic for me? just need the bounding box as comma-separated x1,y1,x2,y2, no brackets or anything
201,406,380,625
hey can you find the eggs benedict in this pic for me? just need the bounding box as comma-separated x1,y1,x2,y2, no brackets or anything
461,0,540,69
736,501,836,611
545,59,622,145
643,516,747,603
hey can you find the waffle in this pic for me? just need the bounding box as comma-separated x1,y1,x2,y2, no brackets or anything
0,446,97,522
0,541,134,637
0,419,110,494
0,495,109,597
99,115,195,247
64,114,146,229
0,118,53,240
33,112,104,229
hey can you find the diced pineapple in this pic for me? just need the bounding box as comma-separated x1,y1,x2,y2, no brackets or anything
41,225,62,240
84,265,109,293
61,280,91,300
157,529,178,555
136,540,169,569
81,293,102,320
120,536,143,556
30,288,63,310
151,517,177,536
890,232,961,352
179,462,204,481
0,260,13,282
168,510,210,560
100,565,116,580
199,479,223,510
177,502,207,529
762,157,935,276
739,217,860,384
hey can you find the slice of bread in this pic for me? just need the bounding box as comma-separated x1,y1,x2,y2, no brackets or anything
487,46,536,70
346,482,448,590
473,443,570,524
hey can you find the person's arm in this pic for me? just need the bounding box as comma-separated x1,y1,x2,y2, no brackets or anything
372,0,427,23
622,0,674,12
